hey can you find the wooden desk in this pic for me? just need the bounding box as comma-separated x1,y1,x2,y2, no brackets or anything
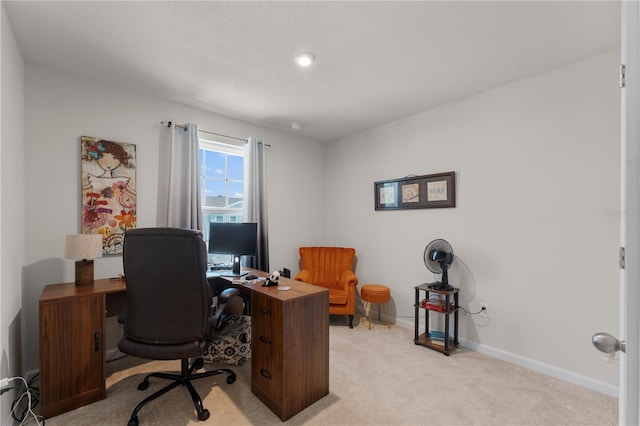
39,271,329,421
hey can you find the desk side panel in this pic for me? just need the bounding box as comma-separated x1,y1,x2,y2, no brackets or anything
281,289,329,420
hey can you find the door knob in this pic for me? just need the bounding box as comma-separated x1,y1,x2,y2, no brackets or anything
592,332,626,354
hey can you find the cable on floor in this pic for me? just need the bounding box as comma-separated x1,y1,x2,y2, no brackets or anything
1,375,43,425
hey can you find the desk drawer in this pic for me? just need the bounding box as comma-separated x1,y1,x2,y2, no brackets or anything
251,293,283,359
251,352,283,403
250,292,283,413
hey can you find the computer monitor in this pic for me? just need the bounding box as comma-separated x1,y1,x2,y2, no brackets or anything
207,222,257,277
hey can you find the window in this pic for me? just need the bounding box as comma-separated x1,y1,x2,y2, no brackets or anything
199,137,244,265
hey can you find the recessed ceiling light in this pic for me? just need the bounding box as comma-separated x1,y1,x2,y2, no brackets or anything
294,52,315,68
290,122,303,130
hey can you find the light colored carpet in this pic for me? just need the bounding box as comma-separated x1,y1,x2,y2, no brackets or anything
43,320,617,425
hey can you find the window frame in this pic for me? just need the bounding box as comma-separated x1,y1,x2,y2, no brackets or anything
199,136,245,264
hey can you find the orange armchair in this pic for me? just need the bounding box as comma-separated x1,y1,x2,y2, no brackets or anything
294,247,359,328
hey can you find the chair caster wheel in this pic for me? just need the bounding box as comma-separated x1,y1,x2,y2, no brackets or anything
198,409,210,421
137,380,149,391
193,358,204,370
127,416,139,426
227,373,236,384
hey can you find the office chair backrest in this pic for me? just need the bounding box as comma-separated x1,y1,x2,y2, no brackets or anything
123,227,211,345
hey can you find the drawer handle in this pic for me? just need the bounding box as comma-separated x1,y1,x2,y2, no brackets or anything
259,336,271,345
260,369,271,379
259,307,271,315
94,332,99,352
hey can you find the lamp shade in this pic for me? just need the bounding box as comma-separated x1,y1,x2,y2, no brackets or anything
64,234,103,260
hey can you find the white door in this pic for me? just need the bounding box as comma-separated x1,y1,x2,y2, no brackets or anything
620,1,639,424
595,3,640,424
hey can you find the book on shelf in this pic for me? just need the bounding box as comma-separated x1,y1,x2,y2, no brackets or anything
426,304,445,312
429,330,447,341
421,298,447,312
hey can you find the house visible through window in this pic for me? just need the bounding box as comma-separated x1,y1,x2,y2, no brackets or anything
199,137,244,266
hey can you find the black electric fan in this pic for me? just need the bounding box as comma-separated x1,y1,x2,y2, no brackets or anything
424,239,455,291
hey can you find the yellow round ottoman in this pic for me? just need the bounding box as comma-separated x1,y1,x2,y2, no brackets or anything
360,284,391,330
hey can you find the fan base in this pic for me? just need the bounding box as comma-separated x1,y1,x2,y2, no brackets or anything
427,282,454,292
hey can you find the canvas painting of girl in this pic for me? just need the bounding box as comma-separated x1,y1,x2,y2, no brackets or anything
81,136,137,255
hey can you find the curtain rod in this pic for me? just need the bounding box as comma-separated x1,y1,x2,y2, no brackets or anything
161,121,271,147
161,120,249,143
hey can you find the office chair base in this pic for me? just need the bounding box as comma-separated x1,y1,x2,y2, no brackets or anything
127,357,235,425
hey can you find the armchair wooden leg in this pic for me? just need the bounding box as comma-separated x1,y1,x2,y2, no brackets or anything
349,315,354,328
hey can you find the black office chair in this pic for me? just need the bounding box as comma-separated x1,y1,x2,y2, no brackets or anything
118,228,237,426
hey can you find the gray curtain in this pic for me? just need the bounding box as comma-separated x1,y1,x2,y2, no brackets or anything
242,137,269,272
166,123,201,230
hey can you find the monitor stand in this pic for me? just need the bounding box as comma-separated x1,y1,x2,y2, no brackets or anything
211,255,247,277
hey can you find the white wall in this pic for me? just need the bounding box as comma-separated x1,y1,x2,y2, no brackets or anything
326,51,621,392
21,64,326,372
0,3,26,418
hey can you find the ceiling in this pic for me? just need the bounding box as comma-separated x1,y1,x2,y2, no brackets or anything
4,1,621,142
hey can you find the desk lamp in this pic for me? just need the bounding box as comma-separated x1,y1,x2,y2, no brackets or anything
65,234,103,286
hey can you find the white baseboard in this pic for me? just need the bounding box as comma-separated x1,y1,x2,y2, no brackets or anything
460,337,618,397
394,317,618,398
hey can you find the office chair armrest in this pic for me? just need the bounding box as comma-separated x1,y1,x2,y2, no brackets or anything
219,287,239,303
210,287,241,332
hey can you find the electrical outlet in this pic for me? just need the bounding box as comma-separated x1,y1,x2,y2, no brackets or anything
0,377,9,388
479,303,489,317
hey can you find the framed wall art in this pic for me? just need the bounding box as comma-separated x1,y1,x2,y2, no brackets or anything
80,136,137,255
374,171,456,211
